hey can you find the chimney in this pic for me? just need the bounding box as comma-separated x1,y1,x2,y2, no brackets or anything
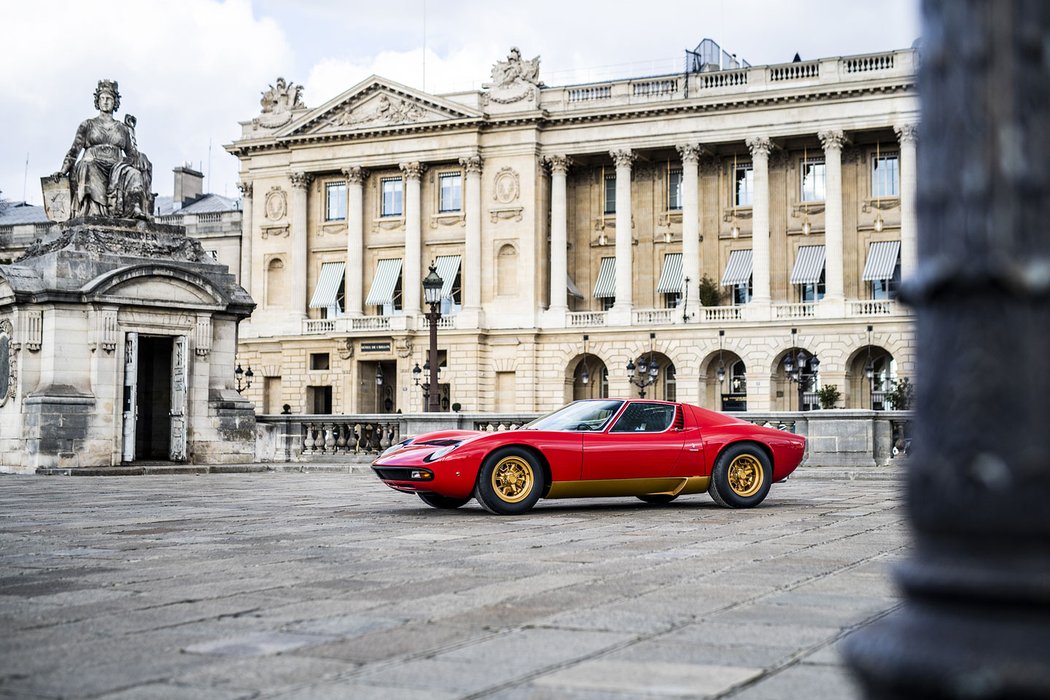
173,165,204,207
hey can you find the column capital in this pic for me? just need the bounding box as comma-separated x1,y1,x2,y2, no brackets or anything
675,144,705,163
894,123,919,145
544,154,572,174
289,171,313,189
610,149,636,169
341,166,368,184
818,129,849,151
399,162,427,180
237,181,253,197
746,136,774,158
459,154,483,174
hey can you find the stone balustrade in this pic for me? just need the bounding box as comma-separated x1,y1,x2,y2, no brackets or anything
255,410,912,469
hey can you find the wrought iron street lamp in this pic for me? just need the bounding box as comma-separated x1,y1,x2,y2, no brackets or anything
783,328,819,411
626,332,659,399
234,363,253,393
412,361,436,402
580,335,590,386
422,262,444,412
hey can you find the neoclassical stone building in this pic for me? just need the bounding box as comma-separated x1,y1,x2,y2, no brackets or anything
227,44,918,415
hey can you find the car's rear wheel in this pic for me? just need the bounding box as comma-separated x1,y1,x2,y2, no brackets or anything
417,492,471,509
708,443,772,508
636,494,678,504
473,447,545,515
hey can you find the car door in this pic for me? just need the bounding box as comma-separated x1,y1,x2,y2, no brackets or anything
581,402,685,481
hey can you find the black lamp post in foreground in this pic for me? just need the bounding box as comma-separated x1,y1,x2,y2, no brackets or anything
422,263,444,413
234,363,253,393
845,4,1050,697
626,332,658,399
783,327,819,411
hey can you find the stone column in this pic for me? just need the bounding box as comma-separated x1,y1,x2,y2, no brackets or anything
746,137,773,307
237,181,253,296
545,155,571,315
289,172,312,317
610,149,635,322
846,3,1050,697
895,123,918,280
460,155,483,317
400,162,425,317
343,166,367,317
819,129,847,304
677,144,702,314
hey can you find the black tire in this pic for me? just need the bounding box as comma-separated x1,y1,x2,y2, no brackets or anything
636,494,678,504
417,492,471,509
473,447,545,515
708,443,772,508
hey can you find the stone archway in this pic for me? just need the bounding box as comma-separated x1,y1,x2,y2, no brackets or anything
846,345,896,409
569,353,608,401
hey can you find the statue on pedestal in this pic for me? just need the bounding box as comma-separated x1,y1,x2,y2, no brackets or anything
44,79,154,222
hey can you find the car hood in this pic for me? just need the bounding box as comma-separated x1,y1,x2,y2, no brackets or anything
372,429,490,466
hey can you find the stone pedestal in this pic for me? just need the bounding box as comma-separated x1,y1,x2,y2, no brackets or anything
0,218,256,472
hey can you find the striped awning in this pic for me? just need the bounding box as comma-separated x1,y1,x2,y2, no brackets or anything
720,249,753,286
790,245,826,285
863,240,902,281
308,261,346,309
656,253,684,294
567,275,584,299
365,259,403,306
433,255,461,298
593,257,617,298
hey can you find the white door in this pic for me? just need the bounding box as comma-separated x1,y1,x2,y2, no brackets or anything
121,332,138,462
169,335,188,461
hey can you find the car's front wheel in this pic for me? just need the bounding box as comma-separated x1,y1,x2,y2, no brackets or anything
473,447,545,515
417,493,471,509
708,443,772,508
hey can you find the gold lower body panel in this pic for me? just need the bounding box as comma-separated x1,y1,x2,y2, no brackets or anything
546,476,710,499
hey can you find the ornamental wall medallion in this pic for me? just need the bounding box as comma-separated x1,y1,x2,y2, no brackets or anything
493,167,520,203
264,186,287,221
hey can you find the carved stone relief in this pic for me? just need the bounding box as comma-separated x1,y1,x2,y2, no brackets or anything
482,47,541,105
0,318,13,407
264,186,287,221
255,77,306,129
325,93,427,130
493,167,520,203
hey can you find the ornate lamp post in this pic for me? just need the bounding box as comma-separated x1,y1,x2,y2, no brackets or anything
783,328,819,411
626,332,658,399
234,363,253,393
412,361,435,403
716,329,726,408
580,335,590,387
422,263,444,413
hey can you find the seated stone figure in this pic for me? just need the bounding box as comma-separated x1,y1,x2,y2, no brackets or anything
59,79,153,219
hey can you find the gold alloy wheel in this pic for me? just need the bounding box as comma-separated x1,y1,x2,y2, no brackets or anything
491,456,534,503
727,453,764,497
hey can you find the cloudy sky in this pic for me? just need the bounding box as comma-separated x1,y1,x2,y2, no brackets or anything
1,0,920,207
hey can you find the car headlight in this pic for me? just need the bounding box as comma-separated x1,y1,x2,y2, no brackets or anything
423,443,459,462
380,438,412,458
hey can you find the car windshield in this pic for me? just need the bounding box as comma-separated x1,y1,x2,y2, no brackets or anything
524,400,625,432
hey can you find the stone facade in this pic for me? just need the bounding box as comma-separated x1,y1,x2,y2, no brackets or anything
227,47,919,415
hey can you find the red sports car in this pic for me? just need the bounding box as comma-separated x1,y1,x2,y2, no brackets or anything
371,399,806,515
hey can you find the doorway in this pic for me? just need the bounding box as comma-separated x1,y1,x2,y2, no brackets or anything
122,333,188,462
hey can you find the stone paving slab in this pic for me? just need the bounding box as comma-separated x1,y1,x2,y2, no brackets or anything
0,471,907,699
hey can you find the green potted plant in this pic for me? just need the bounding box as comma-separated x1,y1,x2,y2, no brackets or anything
887,377,914,410
817,384,841,409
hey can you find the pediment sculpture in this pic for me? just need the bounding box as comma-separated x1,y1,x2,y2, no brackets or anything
322,93,427,131
255,77,306,129
42,79,154,222
483,47,541,105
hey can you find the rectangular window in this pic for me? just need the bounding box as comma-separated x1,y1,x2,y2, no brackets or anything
306,386,333,414
604,173,616,214
800,270,827,302
601,296,615,311
663,292,681,309
734,164,753,206
438,172,462,213
872,258,902,300
733,278,753,305
381,177,403,217
872,152,900,198
800,158,826,202
667,168,682,211
325,182,346,221
310,353,330,371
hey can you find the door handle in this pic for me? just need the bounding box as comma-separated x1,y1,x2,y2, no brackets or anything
687,444,700,452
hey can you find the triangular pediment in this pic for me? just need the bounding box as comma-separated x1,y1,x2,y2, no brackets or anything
281,77,482,137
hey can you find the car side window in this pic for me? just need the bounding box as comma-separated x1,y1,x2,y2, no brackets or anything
609,403,675,433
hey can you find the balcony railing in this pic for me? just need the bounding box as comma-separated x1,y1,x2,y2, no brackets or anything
703,306,743,322
421,316,455,329
303,318,337,334
567,311,607,327
633,308,674,325
774,303,817,319
849,300,899,316
351,316,391,331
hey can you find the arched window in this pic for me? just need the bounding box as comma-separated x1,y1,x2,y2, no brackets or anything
497,244,518,296
266,258,287,308
663,363,677,402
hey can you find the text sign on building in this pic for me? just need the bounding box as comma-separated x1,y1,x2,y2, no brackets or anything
360,342,391,353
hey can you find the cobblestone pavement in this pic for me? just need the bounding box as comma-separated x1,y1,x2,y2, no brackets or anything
0,470,906,699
